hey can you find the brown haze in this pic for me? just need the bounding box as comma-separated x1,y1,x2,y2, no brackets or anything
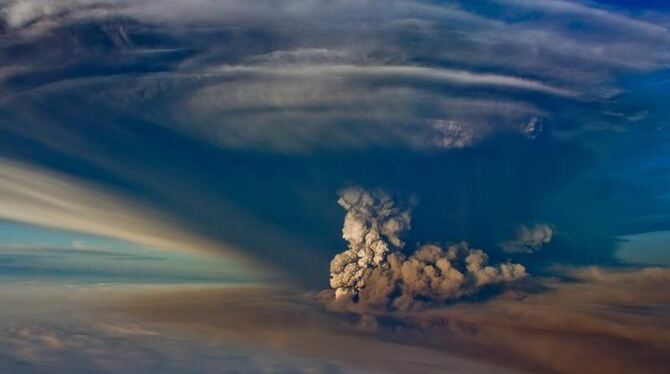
121,266,670,374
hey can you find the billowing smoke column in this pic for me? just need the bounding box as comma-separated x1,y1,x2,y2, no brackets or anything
329,187,413,299
329,188,527,310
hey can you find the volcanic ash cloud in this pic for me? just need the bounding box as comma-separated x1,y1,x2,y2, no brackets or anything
329,188,527,310
500,223,554,254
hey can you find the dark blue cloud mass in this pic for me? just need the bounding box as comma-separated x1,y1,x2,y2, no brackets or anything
0,0,669,285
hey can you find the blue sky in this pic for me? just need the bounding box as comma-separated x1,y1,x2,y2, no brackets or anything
0,220,252,283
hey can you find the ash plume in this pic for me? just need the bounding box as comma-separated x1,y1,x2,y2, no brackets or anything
329,187,414,300
329,188,527,310
500,223,554,253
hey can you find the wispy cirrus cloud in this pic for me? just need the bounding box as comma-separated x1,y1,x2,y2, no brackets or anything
0,158,263,278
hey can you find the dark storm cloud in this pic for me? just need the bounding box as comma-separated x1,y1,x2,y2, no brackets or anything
2,0,668,151
0,0,669,284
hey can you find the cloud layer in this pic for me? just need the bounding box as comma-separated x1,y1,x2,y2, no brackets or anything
122,265,670,374
0,283,343,374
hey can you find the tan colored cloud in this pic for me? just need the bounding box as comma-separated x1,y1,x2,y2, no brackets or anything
122,266,670,374
398,266,670,374
121,286,519,374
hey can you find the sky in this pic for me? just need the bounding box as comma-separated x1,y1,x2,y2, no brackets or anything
0,0,669,373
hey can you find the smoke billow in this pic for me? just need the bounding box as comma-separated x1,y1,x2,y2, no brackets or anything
500,223,554,253
329,188,527,311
